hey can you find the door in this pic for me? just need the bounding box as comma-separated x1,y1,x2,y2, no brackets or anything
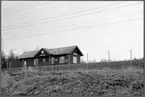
24,61,27,67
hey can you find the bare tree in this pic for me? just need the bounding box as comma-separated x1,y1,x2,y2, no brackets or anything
35,45,40,51
1,39,7,69
7,49,18,68
8,49,16,61
1,49,7,69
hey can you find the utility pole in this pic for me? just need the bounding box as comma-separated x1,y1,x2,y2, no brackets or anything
52,57,54,72
59,57,61,72
55,49,57,72
108,51,110,68
68,55,70,72
130,49,132,67
86,53,88,71
7,61,9,69
36,58,38,72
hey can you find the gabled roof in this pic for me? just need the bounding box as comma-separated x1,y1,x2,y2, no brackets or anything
18,50,38,59
18,45,83,59
44,45,77,55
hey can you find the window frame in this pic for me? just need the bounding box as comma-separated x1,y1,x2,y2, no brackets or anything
59,56,65,64
34,59,36,65
73,56,77,64
43,58,46,62
41,50,44,54
24,61,27,67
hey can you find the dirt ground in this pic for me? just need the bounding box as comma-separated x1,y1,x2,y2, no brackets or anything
1,67,144,96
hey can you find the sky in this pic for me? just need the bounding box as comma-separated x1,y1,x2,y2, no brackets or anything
2,1,144,62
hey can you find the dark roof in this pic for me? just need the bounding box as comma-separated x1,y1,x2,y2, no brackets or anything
18,50,38,59
44,45,77,55
18,45,83,59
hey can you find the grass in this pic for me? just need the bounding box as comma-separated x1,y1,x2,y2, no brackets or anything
1,58,144,96
1,65,144,96
4,58,144,73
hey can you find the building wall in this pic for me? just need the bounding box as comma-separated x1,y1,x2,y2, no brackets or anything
69,54,80,64
69,54,73,64
23,58,34,67
9,60,22,68
21,49,81,67
77,55,80,64
73,49,81,64
68,49,81,64
56,55,69,65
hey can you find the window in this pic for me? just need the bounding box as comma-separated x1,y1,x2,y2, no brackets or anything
39,50,45,56
34,59,36,65
73,53,77,55
59,56,65,63
43,58,46,62
41,50,44,54
73,56,77,64
24,61,27,67
51,57,55,64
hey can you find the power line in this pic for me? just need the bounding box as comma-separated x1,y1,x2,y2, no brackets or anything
16,2,44,11
16,2,50,12
105,9,143,20
3,2,125,29
4,9,142,36
3,2,141,31
4,21,93,36
15,1,41,9
15,1,35,7
14,2,31,7
16,2,125,12
4,17,143,40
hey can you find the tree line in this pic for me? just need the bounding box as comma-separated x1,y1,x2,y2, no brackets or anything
1,49,18,69
1,45,40,69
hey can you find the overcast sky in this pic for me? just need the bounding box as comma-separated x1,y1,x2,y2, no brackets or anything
2,1,143,62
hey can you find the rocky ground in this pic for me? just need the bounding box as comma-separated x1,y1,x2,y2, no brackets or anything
1,68,144,96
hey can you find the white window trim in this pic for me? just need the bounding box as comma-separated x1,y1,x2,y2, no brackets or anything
24,61,27,66
34,59,36,65
73,53,77,55
59,56,65,63
43,58,46,62
41,50,44,54
73,56,77,64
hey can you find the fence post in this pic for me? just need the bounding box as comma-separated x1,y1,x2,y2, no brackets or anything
86,53,88,71
59,63,61,72
108,51,111,68
130,49,132,67
68,55,70,72
52,57,54,72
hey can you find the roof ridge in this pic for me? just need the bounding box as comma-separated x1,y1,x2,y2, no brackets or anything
23,50,38,53
18,45,81,59
43,45,77,50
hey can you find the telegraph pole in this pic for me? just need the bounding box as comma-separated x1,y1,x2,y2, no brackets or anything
108,51,110,68
55,49,57,72
86,53,88,71
52,57,54,72
130,49,132,67
68,55,70,72
59,58,61,72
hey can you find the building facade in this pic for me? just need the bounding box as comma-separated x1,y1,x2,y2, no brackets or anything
17,45,83,67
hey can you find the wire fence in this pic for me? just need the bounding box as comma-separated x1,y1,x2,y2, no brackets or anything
2,59,144,74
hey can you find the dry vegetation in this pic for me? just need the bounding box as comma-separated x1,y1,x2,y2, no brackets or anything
1,66,144,96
